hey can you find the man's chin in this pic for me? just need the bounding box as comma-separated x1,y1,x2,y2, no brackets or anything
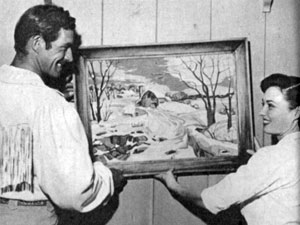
52,70,61,78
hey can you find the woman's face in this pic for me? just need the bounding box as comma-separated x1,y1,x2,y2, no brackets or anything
260,86,299,139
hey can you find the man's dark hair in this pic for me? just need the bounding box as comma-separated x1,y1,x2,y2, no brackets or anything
14,4,76,55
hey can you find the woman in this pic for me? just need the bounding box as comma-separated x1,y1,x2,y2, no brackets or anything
155,73,300,225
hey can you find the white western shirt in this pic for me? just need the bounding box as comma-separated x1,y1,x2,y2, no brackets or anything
201,132,300,225
0,65,114,212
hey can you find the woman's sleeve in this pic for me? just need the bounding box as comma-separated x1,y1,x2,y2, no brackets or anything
201,148,281,214
33,101,114,212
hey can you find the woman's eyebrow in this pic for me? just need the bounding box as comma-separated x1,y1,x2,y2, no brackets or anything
265,99,276,105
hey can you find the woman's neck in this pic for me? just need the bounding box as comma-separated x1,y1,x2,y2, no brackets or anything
276,123,299,141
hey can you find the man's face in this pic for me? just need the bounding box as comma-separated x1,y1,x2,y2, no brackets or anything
260,86,298,138
38,28,74,79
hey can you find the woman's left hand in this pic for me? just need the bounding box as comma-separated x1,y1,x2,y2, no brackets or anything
155,169,179,191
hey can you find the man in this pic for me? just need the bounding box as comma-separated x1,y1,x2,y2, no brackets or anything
0,4,126,225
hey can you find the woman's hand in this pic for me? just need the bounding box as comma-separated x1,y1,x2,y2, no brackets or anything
247,137,261,156
155,169,206,210
155,169,179,192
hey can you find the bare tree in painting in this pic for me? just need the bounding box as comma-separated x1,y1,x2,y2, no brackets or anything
221,76,234,130
178,55,232,127
88,60,118,122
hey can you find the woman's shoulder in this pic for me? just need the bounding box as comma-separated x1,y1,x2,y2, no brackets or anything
251,133,300,165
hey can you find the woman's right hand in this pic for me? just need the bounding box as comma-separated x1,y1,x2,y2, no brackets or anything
247,137,261,155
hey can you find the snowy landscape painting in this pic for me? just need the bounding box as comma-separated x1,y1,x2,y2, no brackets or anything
76,40,254,177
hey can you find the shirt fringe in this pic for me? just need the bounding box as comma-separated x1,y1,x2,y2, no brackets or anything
0,124,33,194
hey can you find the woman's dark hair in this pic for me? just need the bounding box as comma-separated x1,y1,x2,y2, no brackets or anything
260,73,300,128
260,73,300,109
14,4,76,55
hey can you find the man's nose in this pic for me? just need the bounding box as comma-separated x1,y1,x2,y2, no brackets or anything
65,48,73,62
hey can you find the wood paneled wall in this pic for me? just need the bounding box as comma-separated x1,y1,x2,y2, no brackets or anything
0,1,299,224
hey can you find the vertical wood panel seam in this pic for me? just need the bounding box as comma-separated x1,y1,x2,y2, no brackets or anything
209,0,213,40
101,0,104,45
150,180,155,225
155,0,158,43
263,14,267,78
262,13,267,145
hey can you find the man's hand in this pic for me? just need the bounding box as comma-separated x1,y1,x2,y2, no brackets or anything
110,168,127,194
63,81,74,102
60,74,74,102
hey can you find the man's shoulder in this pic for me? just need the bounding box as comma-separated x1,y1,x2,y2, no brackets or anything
39,88,74,110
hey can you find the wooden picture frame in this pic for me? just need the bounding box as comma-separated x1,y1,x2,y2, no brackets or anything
75,38,254,178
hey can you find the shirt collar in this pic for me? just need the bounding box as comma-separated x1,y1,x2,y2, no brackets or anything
0,64,65,97
0,64,45,87
279,131,300,144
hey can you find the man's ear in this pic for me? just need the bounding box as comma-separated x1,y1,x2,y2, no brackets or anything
31,35,45,53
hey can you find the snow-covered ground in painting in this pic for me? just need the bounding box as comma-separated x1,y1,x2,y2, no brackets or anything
91,84,238,162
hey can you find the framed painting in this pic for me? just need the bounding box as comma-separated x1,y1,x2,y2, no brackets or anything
75,38,254,178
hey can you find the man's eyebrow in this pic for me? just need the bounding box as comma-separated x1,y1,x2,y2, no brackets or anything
62,42,73,48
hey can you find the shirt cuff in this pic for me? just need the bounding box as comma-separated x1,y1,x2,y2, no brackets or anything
201,188,220,215
80,162,114,212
